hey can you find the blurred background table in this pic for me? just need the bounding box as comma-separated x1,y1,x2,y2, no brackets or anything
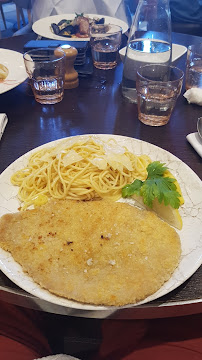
0,31,201,319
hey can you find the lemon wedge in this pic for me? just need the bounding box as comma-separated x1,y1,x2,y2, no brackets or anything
132,195,183,230
164,170,184,206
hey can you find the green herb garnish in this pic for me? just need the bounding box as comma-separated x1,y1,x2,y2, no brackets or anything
122,161,181,209
75,13,84,18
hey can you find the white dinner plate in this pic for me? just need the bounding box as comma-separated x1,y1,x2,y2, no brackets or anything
119,43,187,64
32,14,129,41
0,49,27,95
0,134,201,311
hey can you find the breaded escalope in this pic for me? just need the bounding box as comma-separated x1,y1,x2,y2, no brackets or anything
0,199,181,306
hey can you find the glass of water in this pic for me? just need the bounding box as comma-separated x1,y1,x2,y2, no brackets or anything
23,48,66,104
136,64,184,126
90,24,122,70
185,44,202,90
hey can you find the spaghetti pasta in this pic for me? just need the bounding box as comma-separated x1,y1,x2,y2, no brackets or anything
11,137,151,210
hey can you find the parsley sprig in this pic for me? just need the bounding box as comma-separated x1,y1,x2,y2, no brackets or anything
122,161,181,209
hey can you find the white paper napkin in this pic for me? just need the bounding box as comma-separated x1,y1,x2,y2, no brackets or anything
184,88,202,105
186,132,202,158
0,113,8,140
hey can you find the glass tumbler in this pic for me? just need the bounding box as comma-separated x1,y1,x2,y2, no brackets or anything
90,24,122,70
185,44,202,90
136,64,184,126
23,48,66,104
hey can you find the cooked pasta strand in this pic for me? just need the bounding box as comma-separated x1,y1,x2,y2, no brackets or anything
11,137,151,210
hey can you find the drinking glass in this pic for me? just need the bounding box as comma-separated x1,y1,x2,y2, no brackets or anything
185,44,202,90
122,0,172,103
23,48,66,104
136,64,184,126
90,24,122,70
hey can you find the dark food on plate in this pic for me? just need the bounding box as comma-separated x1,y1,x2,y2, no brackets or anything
0,199,181,306
51,13,106,38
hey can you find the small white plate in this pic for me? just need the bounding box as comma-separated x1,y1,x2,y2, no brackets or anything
0,134,201,311
119,43,187,64
32,14,129,41
0,49,27,94
0,49,27,95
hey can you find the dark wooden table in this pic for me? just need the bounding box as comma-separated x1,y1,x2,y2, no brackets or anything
0,32,201,318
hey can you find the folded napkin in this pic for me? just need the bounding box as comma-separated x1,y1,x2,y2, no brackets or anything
0,113,8,140
184,88,202,105
186,132,202,157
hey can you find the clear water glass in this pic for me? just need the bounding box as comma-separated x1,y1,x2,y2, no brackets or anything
136,64,184,126
23,48,65,104
90,24,122,70
185,44,202,90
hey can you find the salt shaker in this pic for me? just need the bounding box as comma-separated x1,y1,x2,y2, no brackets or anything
59,45,79,89
122,0,172,103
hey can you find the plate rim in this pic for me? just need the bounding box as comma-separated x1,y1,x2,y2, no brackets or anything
0,134,201,311
0,49,27,94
